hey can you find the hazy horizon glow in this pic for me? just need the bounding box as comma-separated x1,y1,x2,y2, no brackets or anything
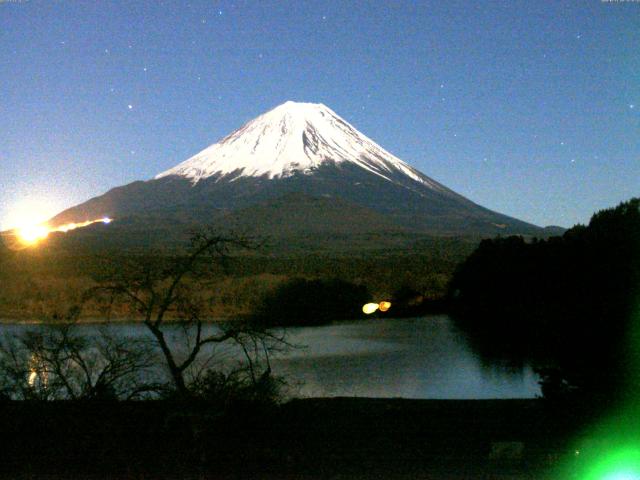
1,216,113,250
1,0,638,229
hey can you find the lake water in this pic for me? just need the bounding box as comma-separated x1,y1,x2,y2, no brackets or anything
2,316,540,399
271,316,540,399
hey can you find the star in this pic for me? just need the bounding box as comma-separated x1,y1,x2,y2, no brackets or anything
630,104,635,109
322,15,327,20
218,10,222,15
128,104,133,110
576,33,581,39
104,48,110,54
143,67,148,72
570,158,575,163
560,141,565,146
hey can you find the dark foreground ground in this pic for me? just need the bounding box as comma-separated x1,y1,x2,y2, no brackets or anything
0,397,594,479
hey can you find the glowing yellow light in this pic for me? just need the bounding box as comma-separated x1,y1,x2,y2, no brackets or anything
56,223,76,233
27,353,48,389
3,199,54,246
4,215,114,249
49,217,114,236
17,224,50,245
2,198,58,231
379,301,391,312
27,370,38,387
363,303,379,314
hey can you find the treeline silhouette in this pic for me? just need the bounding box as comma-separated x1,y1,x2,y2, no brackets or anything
251,277,371,326
449,198,640,405
0,242,472,322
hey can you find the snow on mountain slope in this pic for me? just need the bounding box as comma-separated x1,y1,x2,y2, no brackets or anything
48,100,544,242
155,101,446,192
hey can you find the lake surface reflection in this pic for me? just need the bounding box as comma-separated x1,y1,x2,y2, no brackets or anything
272,316,540,399
3,316,540,399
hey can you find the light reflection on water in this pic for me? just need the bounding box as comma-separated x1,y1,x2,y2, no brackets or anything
4,316,540,399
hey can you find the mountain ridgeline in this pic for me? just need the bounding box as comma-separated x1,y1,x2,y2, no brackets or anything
48,101,545,251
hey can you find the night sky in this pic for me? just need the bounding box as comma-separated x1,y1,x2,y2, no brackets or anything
1,0,638,230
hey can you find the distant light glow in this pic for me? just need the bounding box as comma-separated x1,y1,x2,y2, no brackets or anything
17,224,50,244
54,217,113,234
1,198,60,232
379,301,391,312
581,446,640,480
3,215,113,249
363,301,392,314
602,473,640,480
362,303,379,314
27,353,48,389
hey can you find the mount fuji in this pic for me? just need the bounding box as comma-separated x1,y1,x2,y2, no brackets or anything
50,101,543,249
154,101,445,190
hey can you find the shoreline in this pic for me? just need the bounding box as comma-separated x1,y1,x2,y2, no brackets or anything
0,300,454,326
0,316,238,325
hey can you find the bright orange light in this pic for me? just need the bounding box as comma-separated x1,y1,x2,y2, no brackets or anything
2,199,59,232
379,301,391,312
54,218,111,233
3,200,52,246
17,224,50,245
5,216,113,249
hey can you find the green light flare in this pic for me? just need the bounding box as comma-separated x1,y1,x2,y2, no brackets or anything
580,447,640,480
602,473,640,480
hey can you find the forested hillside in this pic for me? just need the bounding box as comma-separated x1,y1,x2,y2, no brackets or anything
450,198,640,405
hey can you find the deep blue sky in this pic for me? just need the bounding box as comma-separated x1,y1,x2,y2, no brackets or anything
1,0,638,229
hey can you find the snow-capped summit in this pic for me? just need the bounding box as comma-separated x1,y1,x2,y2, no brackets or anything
50,101,543,244
155,101,443,191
